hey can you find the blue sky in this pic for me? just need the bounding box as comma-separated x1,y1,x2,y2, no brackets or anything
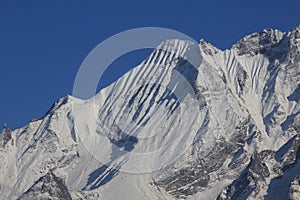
0,0,299,129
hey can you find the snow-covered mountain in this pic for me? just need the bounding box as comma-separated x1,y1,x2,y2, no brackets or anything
1,25,300,200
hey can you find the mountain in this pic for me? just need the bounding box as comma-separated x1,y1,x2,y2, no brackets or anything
1,24,300,200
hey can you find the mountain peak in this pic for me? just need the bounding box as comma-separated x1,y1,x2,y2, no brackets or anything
20,171,72,200
233,28,284,56
288,24,300,48
48,95,82,112
3,123,10,132
1,25,300,200
199,38,221,56
0,123,12,147
155,39,197,56
292,24,300,31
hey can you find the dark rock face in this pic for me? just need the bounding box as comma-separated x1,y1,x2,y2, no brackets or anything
218,134,300,200
217,150,275,200
250,150,274,179
156,117,256,199
233,26,300,63
280,134,300,169
233,29,284,57
0,124,13,147
19,171,72,200
289,176,300,200
156,164,210,198
156,112,300,199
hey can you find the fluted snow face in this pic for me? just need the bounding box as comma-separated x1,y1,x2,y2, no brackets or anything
1,25,300,200
76,39,206,174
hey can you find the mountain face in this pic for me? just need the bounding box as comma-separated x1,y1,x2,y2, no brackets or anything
1,25,300,200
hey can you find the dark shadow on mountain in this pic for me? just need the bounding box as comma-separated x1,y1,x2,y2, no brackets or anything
173,58,199,92
217,164,255,200
265,148,300,200
110,134,138,152
228,148,244,168
275,135,298,162
158,57,200,112
83,164,120,190
131,84,161,124
281,111,300,132
288,84,300,103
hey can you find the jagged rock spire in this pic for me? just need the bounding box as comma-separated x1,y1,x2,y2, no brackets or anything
1,123,12,147
3,123,10,132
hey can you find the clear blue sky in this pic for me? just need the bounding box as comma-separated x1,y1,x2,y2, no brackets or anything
1,0,299,130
